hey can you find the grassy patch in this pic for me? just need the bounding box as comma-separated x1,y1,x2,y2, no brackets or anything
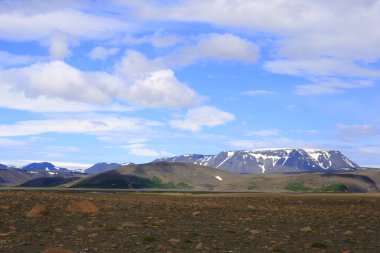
311,242,328,249
247,183,257,190
143,236,157,242
151,177,193,189
314,183,348,192
345,239,357,245
285,182,313,192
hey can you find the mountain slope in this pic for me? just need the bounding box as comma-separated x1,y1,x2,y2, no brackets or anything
19,176,80,187
155,149,359,174
72,162,243,189
0,168,45,186
85,163,123,174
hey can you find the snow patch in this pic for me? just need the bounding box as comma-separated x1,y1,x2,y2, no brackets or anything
215,176,223,181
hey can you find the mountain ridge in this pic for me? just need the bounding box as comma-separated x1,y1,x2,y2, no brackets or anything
155,148,359,174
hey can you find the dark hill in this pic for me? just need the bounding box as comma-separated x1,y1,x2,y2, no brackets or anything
19,176,80,187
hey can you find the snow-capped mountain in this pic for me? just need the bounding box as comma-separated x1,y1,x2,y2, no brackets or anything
0,163,8,169
22,162,69,172
154,149,360,174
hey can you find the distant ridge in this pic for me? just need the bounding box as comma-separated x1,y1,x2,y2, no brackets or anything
85,162,124,174
154,149,359,174
22,162,69,172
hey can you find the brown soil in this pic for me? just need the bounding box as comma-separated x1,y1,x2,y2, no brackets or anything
0,191,380,253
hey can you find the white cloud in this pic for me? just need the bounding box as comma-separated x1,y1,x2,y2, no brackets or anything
132,0,380,61
336,124,380,141
0,51,42,67
243,89,277,96
295,79,373,96
125,70,201,109
126,0,380,94
0,61,123,104
264,59,380,79
89,46,120,60
0,51,203,110
115,50,202,108
248,129,280,137
163,33,259,66
123,32,182,48
0,116,161,137
0,9,128,41
122,143,173,157
229,137,312,150
0,83,131,112
170,106,235,131
48,31,71,59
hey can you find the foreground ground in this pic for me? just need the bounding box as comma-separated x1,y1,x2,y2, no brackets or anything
0,191,380,252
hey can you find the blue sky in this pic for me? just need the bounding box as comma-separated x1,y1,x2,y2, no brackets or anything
1,0,380,169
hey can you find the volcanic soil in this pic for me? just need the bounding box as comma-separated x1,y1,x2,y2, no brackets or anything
0,191,380,253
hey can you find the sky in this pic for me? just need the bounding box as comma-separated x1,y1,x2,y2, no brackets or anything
0,0,380,168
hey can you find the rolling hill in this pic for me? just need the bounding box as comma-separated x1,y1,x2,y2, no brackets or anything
72,162,243,189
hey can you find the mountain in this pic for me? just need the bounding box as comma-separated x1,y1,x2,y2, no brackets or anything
85,162,123,174
0,163,8,169
22,162,69,172
0,166,85,187
19,176,80,187
71,162,379,192
72,162,242,189
154,149,360,174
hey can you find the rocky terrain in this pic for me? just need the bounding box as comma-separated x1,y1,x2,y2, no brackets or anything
0,191,379,252
155,149,359,173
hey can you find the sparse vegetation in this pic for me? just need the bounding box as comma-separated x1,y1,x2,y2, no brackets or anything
151,176,193,189
314,183,348,192
311,242,328,249
285,182,313,192
143,235,157,242
285,182,349,193
247,182,257,190
73,173,192,189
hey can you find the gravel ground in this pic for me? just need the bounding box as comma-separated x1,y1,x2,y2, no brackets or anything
0,191,380,253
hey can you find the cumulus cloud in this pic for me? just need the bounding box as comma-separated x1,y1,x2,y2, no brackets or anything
89,46,120,60
124,70,201,108
126,0,380,94
0,61,123,104
0,83,131,112
0,116,161,137
0,51,202,110
48,31,71,59
295,79,373,96
170,106,235,131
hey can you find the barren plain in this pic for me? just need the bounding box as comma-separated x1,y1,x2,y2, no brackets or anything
1,191,380,253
